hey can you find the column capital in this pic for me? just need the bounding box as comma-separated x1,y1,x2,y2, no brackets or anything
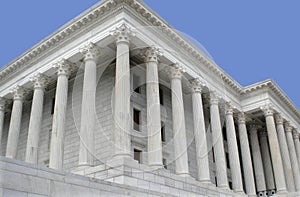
209,91,220,106
261,104,274,117
274,113,284,125
258,130,268,138
167,63,186,79
189,78,205,94
293,131,299,139
30,73,50,90
237,112,247,124
10,85,27,101
79,42,100,62
0,97,7,111
142,46,162,63
110,23,135,45
53,59,75,77
249,122,259,133
225,102,235,115
284,122,293,133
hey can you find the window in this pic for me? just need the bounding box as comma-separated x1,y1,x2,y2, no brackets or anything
51,97,55,115
212,147,215,163
226,152,230,169
134,149,142,163
163,158,167,169
133,108,141,131
159,88,164,105
229,181,233,190
222,126,227,141
133,74,141,94
161,121,166,142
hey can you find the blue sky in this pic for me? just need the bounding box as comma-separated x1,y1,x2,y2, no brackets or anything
1,0,299,108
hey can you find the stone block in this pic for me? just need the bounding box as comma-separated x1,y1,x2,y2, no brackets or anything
137,179,150,190
2,189,27,197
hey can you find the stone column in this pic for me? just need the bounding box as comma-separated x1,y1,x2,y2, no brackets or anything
274,114,295,192
261,104,287,193
78,43,99,167
0,98,6,151
224,103,243,193
259,130,276,193
111,24,134,158
285,123,300,191
249,124,267,195
25,74,48,164
209,91,228,189
293,132,300,171
237,113,256,196
168,63,189,176
190,79,210,183
49,59,74,170
6,86,26,159
144,47,163,167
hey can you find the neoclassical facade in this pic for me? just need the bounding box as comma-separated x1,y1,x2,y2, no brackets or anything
0,0,300,197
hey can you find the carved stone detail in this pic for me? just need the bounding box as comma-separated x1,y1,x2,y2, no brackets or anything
274,114,284,125
53,59,75,77
237,112,247,124
209,91,220,106
110,23,135,44
225,102,235,115
30,73,50,90
261,104,274,117
142,46,162,63
167,63,186,79
189,78,205,94
0,97,6,111
284,122,293,133
79,42,100,61
10,86,27,101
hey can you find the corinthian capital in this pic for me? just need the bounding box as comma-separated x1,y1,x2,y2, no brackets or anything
284,122,293,133
260,103,274,117
293,130,300,139
274,114,284,125
10,85,28,101
237,112,247,124
30,73,50,90
0,97,7,111
189,78,206,94
142,46,162,63
209,91,220,106
53,59,75,77
110,23,135,44
225,102,234,115
79,42,100,61
167,63,186,80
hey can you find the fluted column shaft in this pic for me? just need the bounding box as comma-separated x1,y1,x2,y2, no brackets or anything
145,47,163,167
259,131,276,191
25,74,48,164
190,79,210,183
237,113,256,196
249,125,267,193
210,92,228,189
286,125,300,191
78,43,99,166
275,115,295,192
224,104,243,192
169,64,189,176
112,24,134,158
0,98,6,151
49,60,73,170
262,105,287,193
293,133,300,171
6,86,26,159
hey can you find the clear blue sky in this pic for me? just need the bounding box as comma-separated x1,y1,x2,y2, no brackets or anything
1,0,299,108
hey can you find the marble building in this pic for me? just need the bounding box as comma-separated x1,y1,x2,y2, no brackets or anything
0,0,300,196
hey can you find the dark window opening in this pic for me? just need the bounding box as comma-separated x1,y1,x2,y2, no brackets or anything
134,149,142,163
161,121,166,142
159,88,164,105
222,126,227,141
163,158,167,169
229,181,233,190
51,97,55,115
226,152,230,169
133,108,141,131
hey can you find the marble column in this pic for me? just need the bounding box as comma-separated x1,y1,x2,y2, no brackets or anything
261,104,287,193
169,63,189,176
49,59,73,170
6,86,26,159
249,124,267,195
293,132,300,171
285,123,300,191
78,43,99,167
111,24,134,158
259,130,276,193
274,114,295,192
209,91,228,189
144,47,163,167
0,98,6,150
25,74,48,164
237,113,256,196
190,79,210,183
224,103,243,193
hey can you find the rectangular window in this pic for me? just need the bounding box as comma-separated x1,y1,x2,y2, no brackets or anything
229,181,233,190
161,121,166,142
222,126,227,141
51,97,55,115
226,152,230,169
163,158,167,169
159,88,164,105
133,74,141,94
134,149,142,163
133,108,141,131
